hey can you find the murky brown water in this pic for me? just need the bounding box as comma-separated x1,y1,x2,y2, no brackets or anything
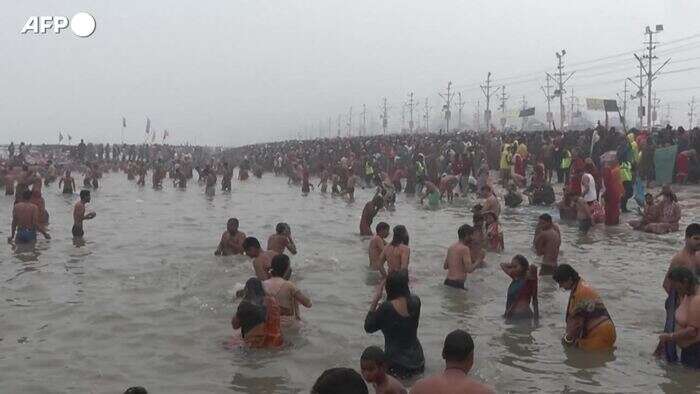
1,172,699,393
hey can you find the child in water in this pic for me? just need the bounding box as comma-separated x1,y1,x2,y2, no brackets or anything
360,346,407,394
484,211,504,252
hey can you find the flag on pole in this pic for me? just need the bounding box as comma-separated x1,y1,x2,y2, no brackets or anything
122,117,127,128
151,130,156,143
68,134,72,142
163,129,169,141
145,117,151,134
59,132,64,142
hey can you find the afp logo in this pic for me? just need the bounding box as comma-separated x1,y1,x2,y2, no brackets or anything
21,12,96,37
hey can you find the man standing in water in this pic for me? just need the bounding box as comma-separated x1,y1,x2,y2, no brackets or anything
59,170,76,194
221,162,233,191
533,213,561,275
215,218,246,256
360,195,384,236
368,222,390,271
481,184,500,219
8,190,51,243
205,166,217,197
73,190,96,238
444,224,476,290
243,237,277,280
410,330,494,394
267,223,297,255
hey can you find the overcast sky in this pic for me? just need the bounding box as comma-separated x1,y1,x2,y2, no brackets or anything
1,1,700,146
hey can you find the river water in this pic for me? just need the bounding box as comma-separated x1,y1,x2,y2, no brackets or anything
1,172,699,393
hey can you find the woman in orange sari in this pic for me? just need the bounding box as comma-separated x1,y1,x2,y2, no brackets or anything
231,278,283,348
553,264,616,351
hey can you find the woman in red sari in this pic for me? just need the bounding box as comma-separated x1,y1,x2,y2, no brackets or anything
600,153,623,226
567,149,585,195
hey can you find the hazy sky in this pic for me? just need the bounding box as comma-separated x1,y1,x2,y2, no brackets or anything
2,1,700,146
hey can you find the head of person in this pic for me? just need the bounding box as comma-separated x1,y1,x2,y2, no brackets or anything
385,270,410,301
552,264,580,291
458,224,474,244
442,329,475,372
472,213,484,228
390,225,409,246
242,237,261,258
270,254,290,278
312,367,368,394
661,184,678,202
376,222,390,239
666,266,698,297
226,218,239,233
21,189,32,201
79,190,91,203
360,346,387,384
511,254,529,277
644,193,654,206
685,223,700,252
123,387,148,394
275,222,289,235
481,184,492,198
538,213,553,229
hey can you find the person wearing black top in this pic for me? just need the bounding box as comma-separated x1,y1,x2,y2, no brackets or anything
364,270,424,379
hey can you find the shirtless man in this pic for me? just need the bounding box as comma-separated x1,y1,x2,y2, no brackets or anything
360,195,384,236
575,196,593,233
8,190,50,243
205,167,217,196
267,222,297,255
243,237,278,280
444,224,476,290
419,180,440,207
72,190,96,238
221,162,233,191
4,165,15,195
439,174,459,203
214,218,246,256
345,173,360,202
59,170,76,194
533,213,561,275
410,330,494,394
377,225,410,277
481,184,500,219
360,346,406,394
663,223,700,292
368,222,390,270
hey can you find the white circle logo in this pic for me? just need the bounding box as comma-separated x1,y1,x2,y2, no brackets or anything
70,12,95,37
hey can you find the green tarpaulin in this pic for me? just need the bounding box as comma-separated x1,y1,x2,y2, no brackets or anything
654,145,678,185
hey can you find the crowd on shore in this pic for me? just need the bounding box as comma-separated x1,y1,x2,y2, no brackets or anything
3,124,700,393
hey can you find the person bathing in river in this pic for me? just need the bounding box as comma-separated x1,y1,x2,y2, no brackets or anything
360,346,407,394
419,180,441,208
483,212,504,253
575,196,594,233
231,277,283,348
377,225,410,277
443,224,476,290
644,184,682,234
481,184,500,219
72,190,96,238
267,222,297,255
59,170,75,194
501,255,539,323
657,266,700,368
470,210,486,267
243,237,278,280
215,218,246,256
533,213,561,275
553,264,616,351
8,190,51,243
369,222,390,271
360,195,384,236
439,173,459,203
263,254,310,320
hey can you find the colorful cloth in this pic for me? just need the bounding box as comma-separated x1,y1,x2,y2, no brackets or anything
566,281,616,351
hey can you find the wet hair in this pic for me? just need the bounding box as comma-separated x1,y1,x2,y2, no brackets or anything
385,270,410,301
667,266,698,287
458,224,474,240
390,225,409,246
22,190,32,201
539,213,552,223
375,222,390,233
275,222,288,234
372,195,384,208
360,346,385,365
442,329,475,363
312,368,369,394
552,264,580,284
271,254,290,277
513,254,529,271
242,237,260,251
686,223,700,238
80,190,90,200
227,218,239,227
123,387,148,394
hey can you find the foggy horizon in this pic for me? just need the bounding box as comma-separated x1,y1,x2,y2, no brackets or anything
2,0,700,147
